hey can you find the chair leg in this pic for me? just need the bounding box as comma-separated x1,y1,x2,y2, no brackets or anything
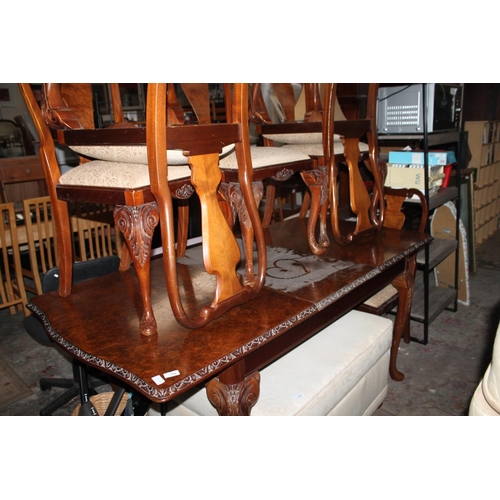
176,199,189,258
113,202,160,336
262,182,276,228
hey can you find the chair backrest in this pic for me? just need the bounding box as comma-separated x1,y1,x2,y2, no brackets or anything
71,201,116,262
383,187,428,233
22,195,121,295
0,202,29,314
22,195,59,295
251,83,322,126
324,83,385,245
147,83,267,328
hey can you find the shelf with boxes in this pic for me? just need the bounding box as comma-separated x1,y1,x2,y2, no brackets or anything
464,120,500,248
379,134,463,345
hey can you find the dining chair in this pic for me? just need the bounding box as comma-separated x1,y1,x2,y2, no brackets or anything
19,83,193,336
160,83,283,290
146,83,267,329
250,83,382,255
21,83,268,332
246,83,324,228
322,83,385,248
0,202,29,315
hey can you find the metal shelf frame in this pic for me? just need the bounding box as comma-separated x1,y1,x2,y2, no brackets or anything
379,83,464,344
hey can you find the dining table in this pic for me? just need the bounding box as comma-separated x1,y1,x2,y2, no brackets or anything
27,216,432,416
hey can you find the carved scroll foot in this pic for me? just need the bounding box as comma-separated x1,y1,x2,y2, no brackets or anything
300,167,330,255
114,202,159,336
206,372,260,416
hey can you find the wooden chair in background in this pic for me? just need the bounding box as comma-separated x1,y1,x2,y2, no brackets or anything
71,201,117,262
22,196,58,296
0,202,29,315
218,84,314,239
21,195,120,296
250,83,382,256
248,83,323,228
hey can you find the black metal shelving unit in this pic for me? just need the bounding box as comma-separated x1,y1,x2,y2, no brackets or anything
378,84,464,344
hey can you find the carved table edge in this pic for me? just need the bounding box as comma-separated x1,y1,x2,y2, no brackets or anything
27,301,318,403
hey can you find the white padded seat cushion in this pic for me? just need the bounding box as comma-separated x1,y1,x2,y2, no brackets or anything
262,132,327,144
219,145,310,170
59,160,191,189
363,284,398,308
165,310,392,416
69,144,235,166
281,140,369,157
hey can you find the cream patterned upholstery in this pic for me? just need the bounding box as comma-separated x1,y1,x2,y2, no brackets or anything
281,139,369,158
469,320,500,416
62,144,236,189
69,144,235,166
262,132,324,144
219,144,310,170
362,284,398,309
59,160,191,189
157,310,393,416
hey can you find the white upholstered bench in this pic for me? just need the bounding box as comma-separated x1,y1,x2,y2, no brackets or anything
154,310,393,416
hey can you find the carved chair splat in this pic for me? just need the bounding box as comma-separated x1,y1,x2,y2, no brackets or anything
146,83,267,329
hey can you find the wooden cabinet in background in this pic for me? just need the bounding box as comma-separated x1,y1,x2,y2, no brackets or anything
0,155,48,205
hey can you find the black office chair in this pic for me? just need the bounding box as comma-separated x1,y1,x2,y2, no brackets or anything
23,255,121,416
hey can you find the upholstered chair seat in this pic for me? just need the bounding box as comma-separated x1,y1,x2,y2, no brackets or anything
59,160,191,189
219,144,311,170
281,138,369,158
63,143,235,189
362,284,399,310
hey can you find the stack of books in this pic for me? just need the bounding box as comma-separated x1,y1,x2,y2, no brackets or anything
384,150,456,195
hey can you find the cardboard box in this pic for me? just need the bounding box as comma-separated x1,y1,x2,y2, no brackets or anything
384,164,445,190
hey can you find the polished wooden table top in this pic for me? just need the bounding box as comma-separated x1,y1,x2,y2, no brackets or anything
28,217,431,404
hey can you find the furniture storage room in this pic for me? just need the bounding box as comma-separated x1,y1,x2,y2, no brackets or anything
1,82,499,421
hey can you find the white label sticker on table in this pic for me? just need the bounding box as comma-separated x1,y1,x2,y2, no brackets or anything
152,370,180,385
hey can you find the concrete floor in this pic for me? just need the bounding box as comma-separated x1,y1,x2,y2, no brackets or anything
1,228,499,416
